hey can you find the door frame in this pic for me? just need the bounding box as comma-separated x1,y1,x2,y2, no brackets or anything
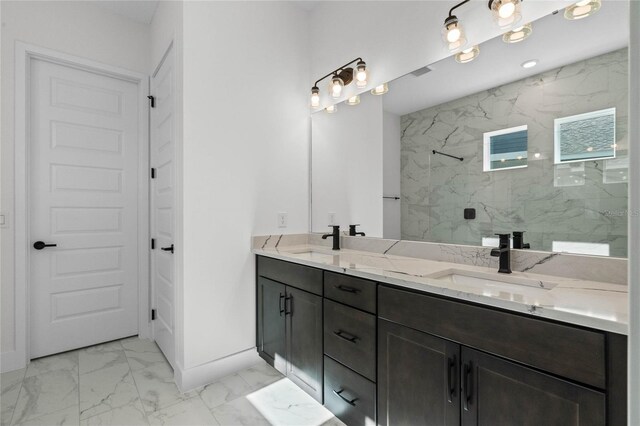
12,42,150,369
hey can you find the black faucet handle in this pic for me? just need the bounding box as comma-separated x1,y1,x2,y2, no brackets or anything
512,231,525,237
328,225,340,232
495,233,511,238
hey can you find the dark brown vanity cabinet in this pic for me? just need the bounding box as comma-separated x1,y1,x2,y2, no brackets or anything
378,285,625,426
256,257,323,402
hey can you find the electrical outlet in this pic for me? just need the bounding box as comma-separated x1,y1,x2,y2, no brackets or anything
328,212,336,225
277,212,288,228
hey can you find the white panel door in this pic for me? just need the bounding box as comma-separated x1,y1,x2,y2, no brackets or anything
150,47,176,368
29,58,140,358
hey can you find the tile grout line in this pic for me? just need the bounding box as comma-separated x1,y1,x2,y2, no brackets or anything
120,338,152,425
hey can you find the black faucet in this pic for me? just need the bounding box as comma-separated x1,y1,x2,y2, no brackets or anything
490,233,512,274
322,225,340,250
513,231,530,249
348,224,365,236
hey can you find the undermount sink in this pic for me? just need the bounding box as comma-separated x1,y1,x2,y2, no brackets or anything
285,248,337,260
427,268,558,290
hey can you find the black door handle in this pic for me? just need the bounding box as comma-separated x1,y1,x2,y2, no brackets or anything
279,293,285,316
463,362,473,411
284,296,292,316
333,329,358,344
447,355,457,403
335,284,360,294
161,244,174,253
33,241,57,250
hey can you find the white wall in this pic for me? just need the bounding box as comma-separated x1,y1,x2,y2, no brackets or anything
311,94,384,236
178,1,310,377
0,0,150,371
383,111,401,239
309,0,574,109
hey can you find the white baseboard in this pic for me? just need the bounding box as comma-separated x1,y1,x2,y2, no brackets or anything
174,347,260,392
1,350,27,373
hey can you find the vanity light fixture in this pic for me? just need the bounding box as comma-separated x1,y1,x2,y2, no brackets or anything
502,23,532,43
521,59,538,69
310,86,320,108
455,45,480,63
488,0,522,28
346,95,361,106
564,0,601,20
371,83,389,96
310,57,369,107
325,104,337,114
442,0,470,52
330,74,344,99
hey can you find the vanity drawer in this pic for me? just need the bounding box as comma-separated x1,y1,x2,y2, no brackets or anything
257,256,323,296
324,271,376,313
324,355,376,426
324,299,376,381
378,285,606,389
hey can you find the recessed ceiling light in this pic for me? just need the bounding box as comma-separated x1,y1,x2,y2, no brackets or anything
521,59,538,69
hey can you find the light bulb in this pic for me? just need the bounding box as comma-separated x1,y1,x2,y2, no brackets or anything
521,59,538,69
370,83,389,96
326,104,337,114
330,75,344,99
310,86,320,108
564,0,601,20
442,16,467,52
489,0,522,29
502,23,532,43
455,45,480,64
355,60,368,88
346,95,360,106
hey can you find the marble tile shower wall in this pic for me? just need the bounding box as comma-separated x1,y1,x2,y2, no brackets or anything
401,48,629,257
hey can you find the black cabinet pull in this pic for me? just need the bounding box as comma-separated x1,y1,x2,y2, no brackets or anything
279,293,285,316
284,296,292,316
335,284,360,294
33,241,57,250
463,362,473,411
332,389,358,407
447,355,457,403
161,244,174,253
333,329,358,344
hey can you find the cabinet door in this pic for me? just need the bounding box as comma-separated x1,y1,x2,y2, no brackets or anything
257,277,286,373
461,347,606,426
378,319,460,426
286,286,323,402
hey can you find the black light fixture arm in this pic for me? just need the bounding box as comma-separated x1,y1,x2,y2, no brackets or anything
314,57,364,87
448,0,471,18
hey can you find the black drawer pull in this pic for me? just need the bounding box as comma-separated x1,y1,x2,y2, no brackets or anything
333,329,358,343
463,362,473,411
335,284,360,294
447,355,457,403
279,293,285,316
332,388,358,406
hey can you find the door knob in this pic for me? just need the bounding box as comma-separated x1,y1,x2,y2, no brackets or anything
161,244,174,253
33,241,57,250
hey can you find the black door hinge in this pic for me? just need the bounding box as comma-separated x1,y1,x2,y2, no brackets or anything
151,168,156,179
147,95,155,108
151,309,156,320
151,238,155,249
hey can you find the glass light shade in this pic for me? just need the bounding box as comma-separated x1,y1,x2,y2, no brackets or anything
329,76,344,98
370,83,389,96
310,87,320,108
455,45,480,64
564,0,601,20
489,0,522,29
442,16,467,52
325,104,337,114
346,95,360,106
355,62,368,88
502,23,532,43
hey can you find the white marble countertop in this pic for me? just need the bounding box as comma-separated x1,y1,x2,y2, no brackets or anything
253,244,629,335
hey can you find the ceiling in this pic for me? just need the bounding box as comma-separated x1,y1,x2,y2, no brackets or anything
94,0,159,24
383,2,629,116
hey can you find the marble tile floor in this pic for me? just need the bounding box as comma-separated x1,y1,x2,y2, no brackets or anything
1,337,345,426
